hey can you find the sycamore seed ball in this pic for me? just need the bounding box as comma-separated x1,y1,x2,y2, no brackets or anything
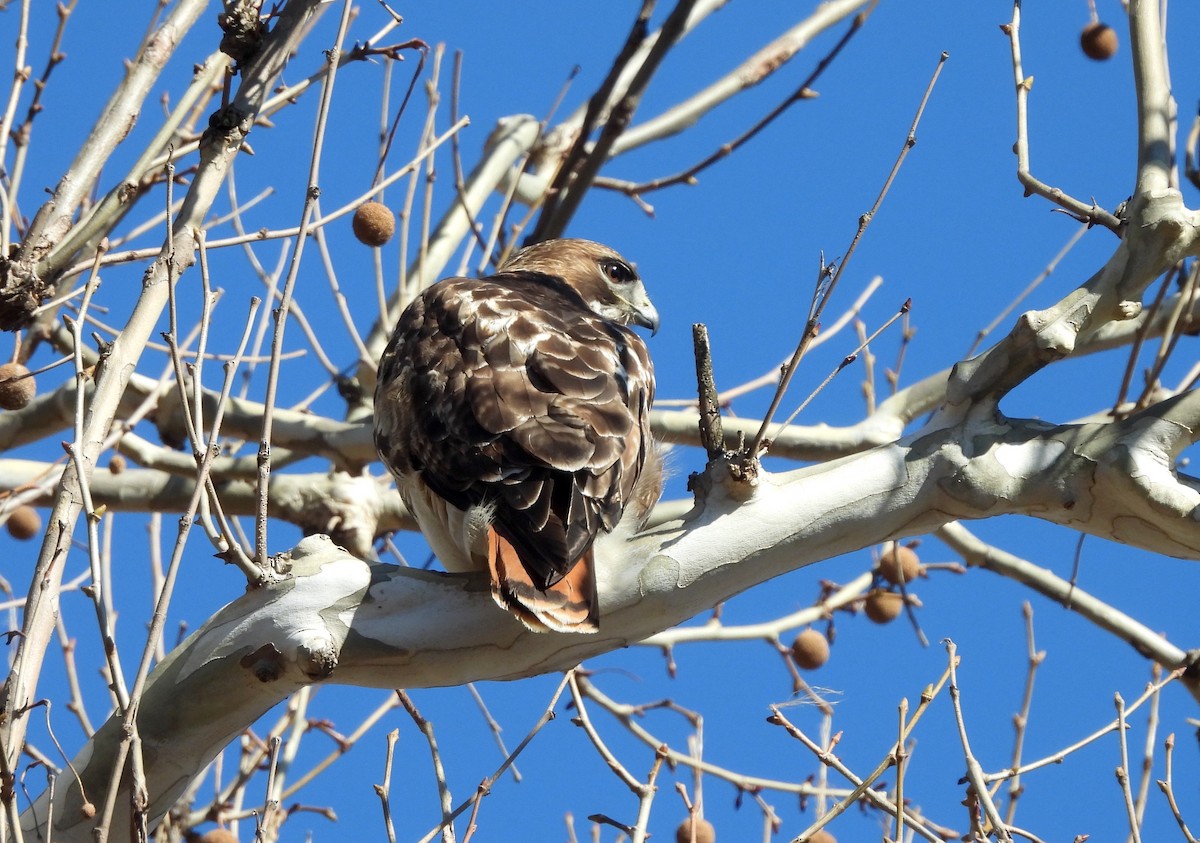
675,817,715,843
790,628,830,670
864,589,905,624
809,830,837,843
878,544,920,585
6,506,41,541
0,362,35,410
197,829,239,843
1081,22,1118,61
352,201,395,247
109,454,127,475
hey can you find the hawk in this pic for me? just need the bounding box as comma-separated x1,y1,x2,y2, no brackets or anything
374,239,661,633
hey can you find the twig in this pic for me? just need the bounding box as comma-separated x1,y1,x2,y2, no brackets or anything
894,698,908,843
608,6,871,197
856,319,877,414
371,40,430,190
1001,2,1122,232
198,297,265,580
374,729,400,843
568,673,644,791
36,54,230,283
0,0,35,206
311,219,372,365
1156,734,1200,843
1112,262,1177,417
640,572,873,647
458,783,489,843
54,615,94,737
655,276,883,408
1114,693,1142,843
1137,261,1199,411
53,117,467,292
579,676,839,803
629,750,667,843
1,3,325,801
747,51,948,460
265,686,313,823
938,522,1199,701
967,226,1088,357
24,0,211,277
447,52,488,263
258,736,284,838
255,0,355,566
127,732,149,840
769,687,951,843
64,249,131,710
980,669,1182,784
280,692,400,798
414,672,573,843
162,154,203,459
1130,664,1161,840
1003,601,1043,825
774,299,910,433
1185,110,1200,192
416,46,445,323
692,324,724,460
528,0,659,242
944,640,1015,842
466,684,521,784
398,691,457,843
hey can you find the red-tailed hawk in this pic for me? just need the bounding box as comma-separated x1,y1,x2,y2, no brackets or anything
374,239,661,633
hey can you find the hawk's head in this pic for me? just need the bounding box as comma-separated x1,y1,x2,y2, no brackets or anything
502,239,660,334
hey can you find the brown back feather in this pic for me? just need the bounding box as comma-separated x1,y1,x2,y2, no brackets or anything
375,265,655,601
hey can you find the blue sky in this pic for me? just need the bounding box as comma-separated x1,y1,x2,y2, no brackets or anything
3,1,1200,841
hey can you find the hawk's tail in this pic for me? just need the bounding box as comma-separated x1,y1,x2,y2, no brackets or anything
486,527,599,633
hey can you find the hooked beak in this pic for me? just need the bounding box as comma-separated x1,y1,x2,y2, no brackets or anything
628,283,660,336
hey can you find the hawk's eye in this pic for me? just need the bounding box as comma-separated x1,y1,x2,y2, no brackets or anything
601,259,636,285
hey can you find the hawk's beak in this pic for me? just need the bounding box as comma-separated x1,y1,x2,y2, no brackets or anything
629,284,660,336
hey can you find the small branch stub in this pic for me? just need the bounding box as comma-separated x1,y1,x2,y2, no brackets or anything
692,323,724,461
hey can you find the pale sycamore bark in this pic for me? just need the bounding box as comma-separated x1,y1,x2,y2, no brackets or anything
9,0,1200,839
23,373,1200,837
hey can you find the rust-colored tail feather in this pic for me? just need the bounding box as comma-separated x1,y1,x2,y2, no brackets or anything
486,527,599,633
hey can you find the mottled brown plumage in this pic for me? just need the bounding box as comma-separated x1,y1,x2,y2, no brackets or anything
374,239,661,632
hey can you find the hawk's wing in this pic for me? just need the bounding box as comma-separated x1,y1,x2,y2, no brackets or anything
375,272,656,628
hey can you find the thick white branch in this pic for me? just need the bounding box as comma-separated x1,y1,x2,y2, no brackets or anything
26,396,1200,838
610,0,871,155
25,438,929,839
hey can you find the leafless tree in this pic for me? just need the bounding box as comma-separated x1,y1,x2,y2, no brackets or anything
0,1,1197,842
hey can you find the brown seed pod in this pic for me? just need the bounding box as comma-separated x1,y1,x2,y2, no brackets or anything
6,506,41,541
809,829,837,843
108,454,128,475
197,829,239,843
1080,22,1118,61
863,589,905,624
0,362,35,410
675,817,716,843
790,628,830,670
352,201,395,247
878,543,920,585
